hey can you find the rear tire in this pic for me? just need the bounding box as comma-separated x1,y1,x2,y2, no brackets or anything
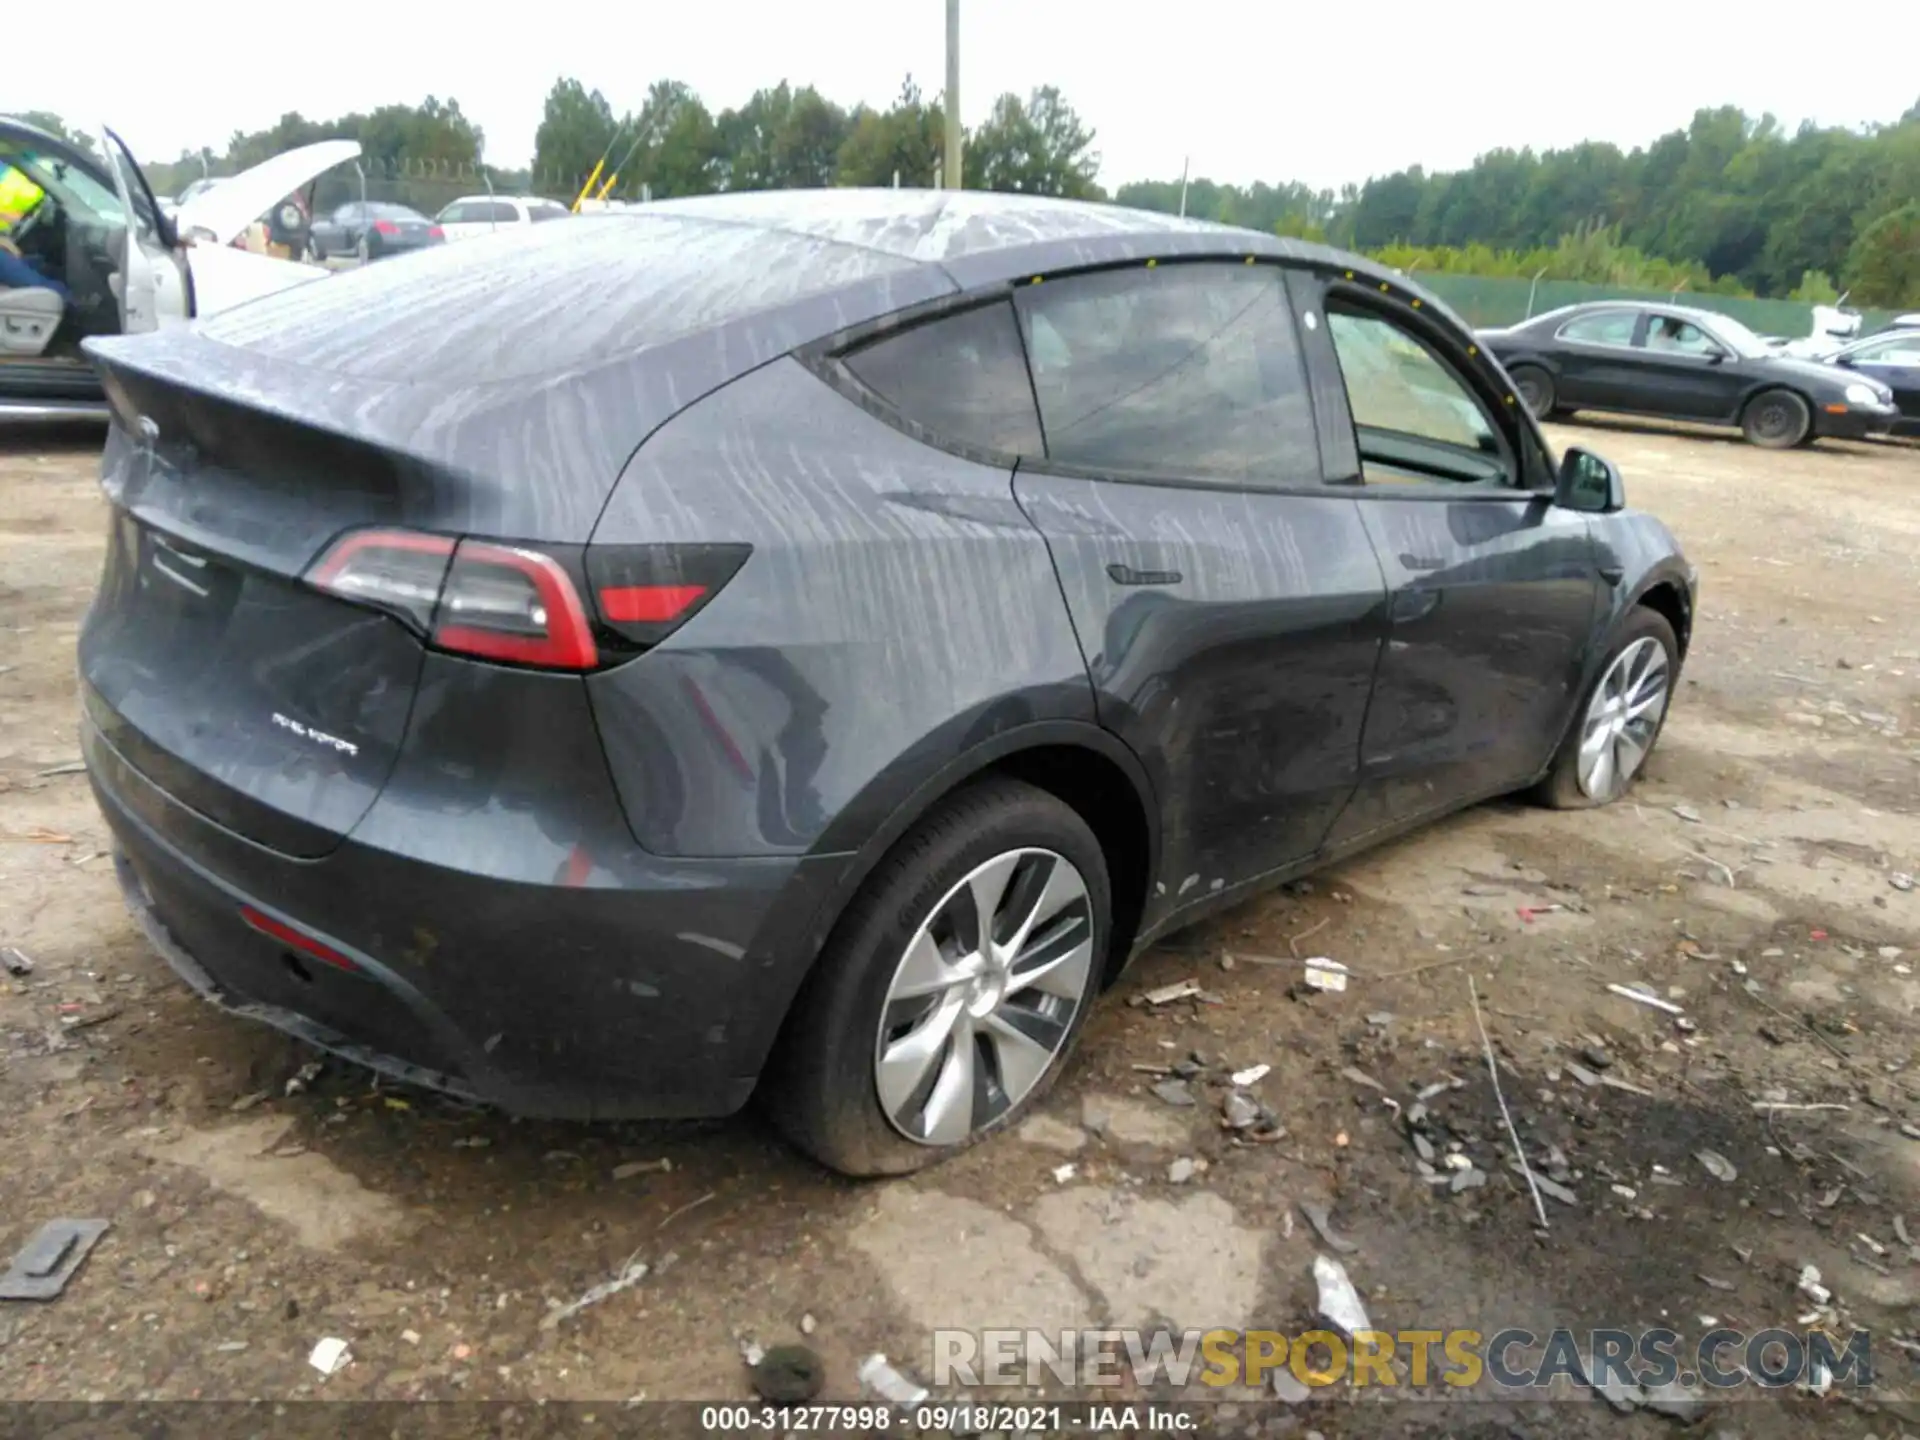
1741,388,1810,449
765,777,1110,1177
1511,364,1557,420
1534,607,1678,810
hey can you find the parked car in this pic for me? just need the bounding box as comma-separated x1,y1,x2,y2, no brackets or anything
0,117,357,421
79,191,1696,1175
433,194,572,241
1827,328,1920,437
308,201,444,262
1480,301,1899,447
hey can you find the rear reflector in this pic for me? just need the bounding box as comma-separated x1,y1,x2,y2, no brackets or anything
240,905,359,972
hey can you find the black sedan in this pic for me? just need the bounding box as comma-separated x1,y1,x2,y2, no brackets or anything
1480,301,1899,448
1827,328,1920,437
308,201,444,263
79,192,1695,1174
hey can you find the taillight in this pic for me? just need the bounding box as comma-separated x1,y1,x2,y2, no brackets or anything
304,530,741,670
373,219,399,236
435,541,597,670
428,225,445,240
586,543,752,648
305,529,454,631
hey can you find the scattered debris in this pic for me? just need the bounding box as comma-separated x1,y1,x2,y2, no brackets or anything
307,1337,351,1377
2,947,32,976
1468,974,1549,1229
1299,1200,1359,1255
1150,1078,1195,1108
1141,979,1202,1007
1893,872,1915,892
1695,1149,1738,1184
857,1353,929,1405
1168,1158,1197,1184
401,1329,421,1345
1270,1366,1311,1403
1302,957,1348,993
1697,1274,1736,1292
1449,1167,1488,1193
1341,1065,1388,1093
800,1313,816,1335
1311,1255,1372,1337
1640,1378,1710,1423
1753,1101,1850,1114
284,1060,324,1096
751,1344,825,1402
1672,804,1702,823
1796,1265,1831,1307
0,1219,110,1301
34,760,86,778
611,1158,672,1180
1230,1063,1270,1087
540,1252,649,1330
1606,983,1685,1016
1599,1074,1653,1098
1051,1163,1076,1184
451,1136,491,1150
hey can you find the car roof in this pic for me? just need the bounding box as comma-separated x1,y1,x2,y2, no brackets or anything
1542,299,1740,329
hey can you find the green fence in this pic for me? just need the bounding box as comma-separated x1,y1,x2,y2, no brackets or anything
1414,273,1898,341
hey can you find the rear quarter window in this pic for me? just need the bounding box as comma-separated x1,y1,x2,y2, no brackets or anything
840,301,1043,456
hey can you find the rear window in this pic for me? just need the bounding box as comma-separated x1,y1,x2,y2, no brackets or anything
197,213,924,384
529,201,570,222
841,302,1043,456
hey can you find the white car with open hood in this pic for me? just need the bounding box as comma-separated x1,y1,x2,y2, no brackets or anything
0,119,359,420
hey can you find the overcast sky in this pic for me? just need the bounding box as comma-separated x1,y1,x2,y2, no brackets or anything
32,1,1920,189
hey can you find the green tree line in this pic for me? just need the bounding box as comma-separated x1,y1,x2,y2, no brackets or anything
22,85,1920,305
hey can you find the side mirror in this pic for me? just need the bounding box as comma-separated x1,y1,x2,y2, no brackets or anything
1834,352,1856,369
1704,350,1727,365
1555,446,1625,514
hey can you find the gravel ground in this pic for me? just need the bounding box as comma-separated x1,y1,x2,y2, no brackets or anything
2,417,1918,1436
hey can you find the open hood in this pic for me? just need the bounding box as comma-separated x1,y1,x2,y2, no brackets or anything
173,139,361,246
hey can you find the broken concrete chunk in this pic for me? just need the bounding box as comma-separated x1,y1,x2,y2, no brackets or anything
1150,1079,1196,1108
1694,1149,1737,1184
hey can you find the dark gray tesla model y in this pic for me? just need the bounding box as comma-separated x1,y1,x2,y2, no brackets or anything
78,190,1696,1175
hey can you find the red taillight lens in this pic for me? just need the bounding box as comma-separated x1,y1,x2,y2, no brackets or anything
240,905,359,973
428,225,445,240
586,543,751,648
373,219,399,236
599,583,707,623
433,540,597,670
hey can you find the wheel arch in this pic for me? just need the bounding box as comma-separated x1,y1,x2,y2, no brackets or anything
779,720,1160,1018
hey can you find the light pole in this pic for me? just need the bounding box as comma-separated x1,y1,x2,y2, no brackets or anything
944,0,962,189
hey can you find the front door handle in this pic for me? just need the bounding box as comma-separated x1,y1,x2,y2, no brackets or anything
1398,553,1446,572
1598,564,1625,586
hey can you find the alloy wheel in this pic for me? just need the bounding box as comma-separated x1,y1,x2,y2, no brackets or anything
1577,636,1670,800
874,848,1095,1146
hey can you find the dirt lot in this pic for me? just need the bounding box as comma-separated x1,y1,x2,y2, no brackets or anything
2,418,1918,1435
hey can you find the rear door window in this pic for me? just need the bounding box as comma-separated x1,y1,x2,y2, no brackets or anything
1557,310,1639,346
1324,305,1514,487
1011,262,1318,487
840,300,1044,456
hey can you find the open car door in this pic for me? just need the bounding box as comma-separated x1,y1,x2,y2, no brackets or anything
96,125,180,334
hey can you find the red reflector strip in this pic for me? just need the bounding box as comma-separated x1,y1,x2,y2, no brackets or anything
239,905,359,973
598,583,707,624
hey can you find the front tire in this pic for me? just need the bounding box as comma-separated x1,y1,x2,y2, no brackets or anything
766,777,1110,1177
1741,389,1811,449
1534,607,1677,810
1511,364,1557,420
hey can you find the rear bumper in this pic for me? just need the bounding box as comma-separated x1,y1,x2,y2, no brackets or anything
86,717,853,1120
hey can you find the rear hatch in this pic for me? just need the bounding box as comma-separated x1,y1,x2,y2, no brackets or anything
80,376,443,858
77,212,946,859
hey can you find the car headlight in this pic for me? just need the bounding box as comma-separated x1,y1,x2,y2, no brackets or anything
1843,382,1889,407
